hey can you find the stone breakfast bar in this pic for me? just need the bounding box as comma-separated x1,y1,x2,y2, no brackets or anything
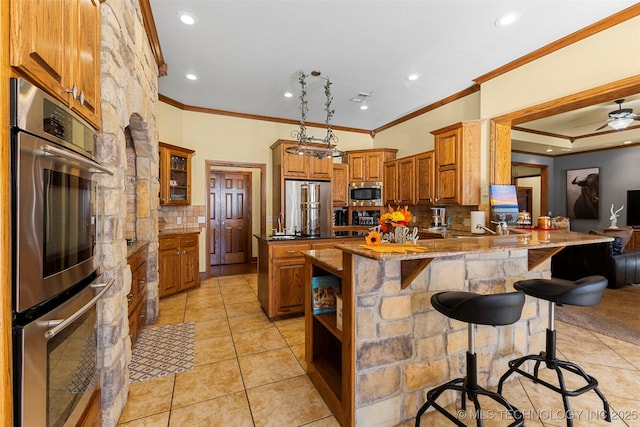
302,230,612,427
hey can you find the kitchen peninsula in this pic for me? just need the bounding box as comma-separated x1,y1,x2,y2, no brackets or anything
303,230,612,426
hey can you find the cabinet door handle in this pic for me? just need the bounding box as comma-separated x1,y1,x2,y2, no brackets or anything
285,250,298,254
78,90,85,106
66,83,78,99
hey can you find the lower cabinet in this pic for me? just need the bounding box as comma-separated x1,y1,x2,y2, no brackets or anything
159,232,200,298
127,244,148,347
257,238,351,320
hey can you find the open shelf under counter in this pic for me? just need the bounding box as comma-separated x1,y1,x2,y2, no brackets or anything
303,248,353,426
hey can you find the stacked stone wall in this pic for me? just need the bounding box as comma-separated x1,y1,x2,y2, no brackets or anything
352,250,550,426
96,2,159,425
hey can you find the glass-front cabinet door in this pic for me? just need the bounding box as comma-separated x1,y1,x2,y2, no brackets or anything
159,142,195,205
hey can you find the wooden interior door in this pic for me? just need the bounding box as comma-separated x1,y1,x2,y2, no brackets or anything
209,171,251,268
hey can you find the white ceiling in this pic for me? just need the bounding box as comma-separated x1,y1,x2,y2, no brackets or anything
150,0,638,153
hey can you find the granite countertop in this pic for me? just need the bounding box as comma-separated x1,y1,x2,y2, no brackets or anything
126,240,149,258
334,230,613,261
159,227,202,236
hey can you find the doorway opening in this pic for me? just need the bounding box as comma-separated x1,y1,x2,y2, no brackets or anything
512,162,549,223
206,161,266,277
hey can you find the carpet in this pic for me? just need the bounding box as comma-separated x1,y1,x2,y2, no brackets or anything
129,322,195,383
556,285,640,346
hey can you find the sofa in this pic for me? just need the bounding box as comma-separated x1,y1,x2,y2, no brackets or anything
551,229,640,288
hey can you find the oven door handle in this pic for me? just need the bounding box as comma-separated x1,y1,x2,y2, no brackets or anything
43,278,115,339
41,144,113,175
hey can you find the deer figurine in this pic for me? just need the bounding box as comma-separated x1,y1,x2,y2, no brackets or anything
609,204,624,228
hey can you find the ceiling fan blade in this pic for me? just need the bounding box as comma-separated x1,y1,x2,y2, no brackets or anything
595,122,610,131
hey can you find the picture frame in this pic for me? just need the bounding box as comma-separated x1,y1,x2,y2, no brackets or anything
566,167,599,219
489,184,519,225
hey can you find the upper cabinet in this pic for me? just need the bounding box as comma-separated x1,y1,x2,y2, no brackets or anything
384,152,433,206
345,149,397,183
271,140,333,181
10,0,101,128
332,164,349,207
159,142,195,206
431,121,481,206
415,151,434,205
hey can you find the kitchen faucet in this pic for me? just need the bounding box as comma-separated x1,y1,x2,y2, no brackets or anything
476,224,497,235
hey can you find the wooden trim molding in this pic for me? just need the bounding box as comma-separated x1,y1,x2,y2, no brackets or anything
490,75,640,185
205,160,267,277
475,4,640,84
1,0,14,423
139,0,167,76
159,94,372,135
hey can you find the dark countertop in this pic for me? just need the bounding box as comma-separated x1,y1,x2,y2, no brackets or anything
254,231,368,242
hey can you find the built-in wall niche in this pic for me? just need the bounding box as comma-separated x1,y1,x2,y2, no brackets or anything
125,126,137,241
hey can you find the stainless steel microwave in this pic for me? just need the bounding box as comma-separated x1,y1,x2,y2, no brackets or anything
349,181,383,206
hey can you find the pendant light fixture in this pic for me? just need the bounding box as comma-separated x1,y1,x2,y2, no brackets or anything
286,71,345,159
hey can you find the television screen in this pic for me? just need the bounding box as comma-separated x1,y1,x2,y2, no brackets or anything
626,190,640,228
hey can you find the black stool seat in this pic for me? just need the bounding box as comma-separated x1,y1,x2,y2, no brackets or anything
431,291,526,325
498,275,611,427
514,275,607,306
416,291,525,427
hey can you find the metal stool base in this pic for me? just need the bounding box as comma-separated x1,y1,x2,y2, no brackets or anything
416,351,524,427
497,328,611,427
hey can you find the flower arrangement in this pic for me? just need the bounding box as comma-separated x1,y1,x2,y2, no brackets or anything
365,205,414,246
379,205,412,233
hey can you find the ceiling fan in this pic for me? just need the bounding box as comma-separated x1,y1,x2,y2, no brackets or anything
596,99,640,131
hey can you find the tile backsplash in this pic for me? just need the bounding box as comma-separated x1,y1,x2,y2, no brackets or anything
408,204,489,232
159,205,206,230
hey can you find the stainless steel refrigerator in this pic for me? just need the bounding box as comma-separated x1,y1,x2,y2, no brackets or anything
284,179,332,236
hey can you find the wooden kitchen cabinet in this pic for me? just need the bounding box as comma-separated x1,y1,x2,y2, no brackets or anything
127,244,148,346
345,149,397,183
258,241,308,319
10,0,101,127
431,121,481,205
271,140,333,181
383,160,398,205
158,232,200,298
415,151,435,205
397,156,416,205
384,153,431,205
159,142,195,206
332,163,349,206
257,237,354,320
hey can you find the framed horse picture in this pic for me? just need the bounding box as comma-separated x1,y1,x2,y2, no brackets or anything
566,168,599,219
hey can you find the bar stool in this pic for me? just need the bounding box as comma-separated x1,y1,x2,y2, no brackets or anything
415,291,526,427
497,276,611,427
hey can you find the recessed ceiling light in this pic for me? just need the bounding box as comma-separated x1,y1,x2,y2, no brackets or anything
185,73,198,81
350,97,363,103
623,140,633,145
360,104,369,110
407,73,420,81
495,11,521,27
284,92,293,98
177,12,197,25
545,148,553,153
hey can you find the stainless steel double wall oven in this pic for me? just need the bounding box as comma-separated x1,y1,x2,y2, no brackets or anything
10,78,114,427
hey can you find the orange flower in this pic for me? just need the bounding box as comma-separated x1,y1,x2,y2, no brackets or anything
365,230,382,246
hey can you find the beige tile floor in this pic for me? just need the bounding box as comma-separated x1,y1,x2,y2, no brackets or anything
118,274,640,427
